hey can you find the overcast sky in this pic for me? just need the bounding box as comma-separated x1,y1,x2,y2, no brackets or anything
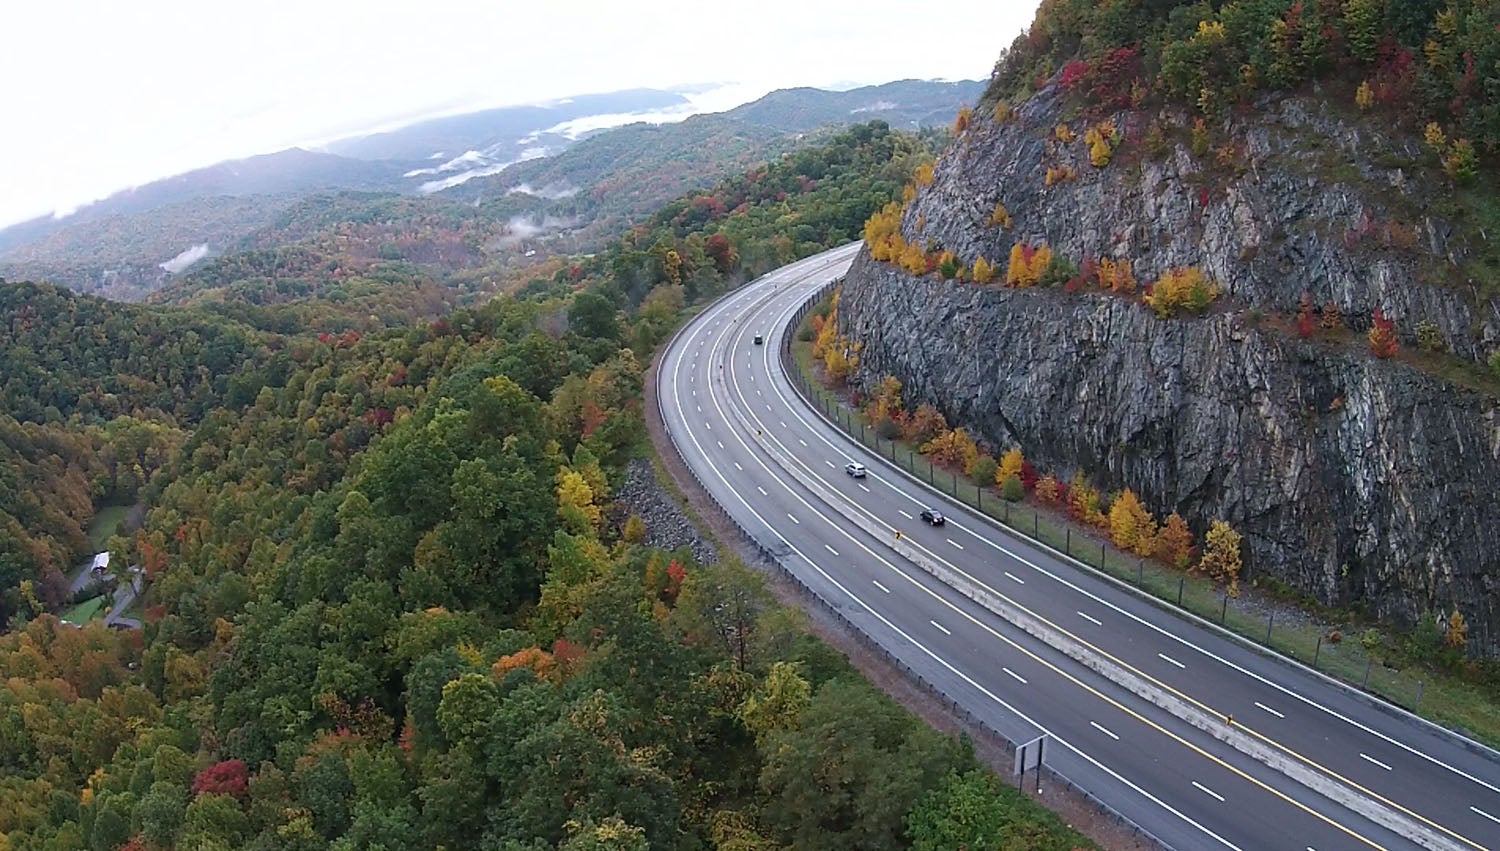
0,1,1037,229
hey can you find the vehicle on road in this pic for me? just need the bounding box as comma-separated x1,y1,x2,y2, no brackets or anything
753,333,764,345
920,508,945,526
844,461,866,478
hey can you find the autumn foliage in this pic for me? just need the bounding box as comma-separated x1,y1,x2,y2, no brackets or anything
921,427,980,472
1005,243,1054,288
1144,267,1218,317
1368,308,1399,358
192,760,250,800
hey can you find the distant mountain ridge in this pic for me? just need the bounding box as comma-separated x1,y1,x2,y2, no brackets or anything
0,79,982,300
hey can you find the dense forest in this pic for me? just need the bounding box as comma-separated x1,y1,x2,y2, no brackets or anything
989,0,1498,156
0,123,1090,850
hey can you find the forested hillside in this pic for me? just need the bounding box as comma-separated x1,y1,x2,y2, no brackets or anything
0,122,1090,850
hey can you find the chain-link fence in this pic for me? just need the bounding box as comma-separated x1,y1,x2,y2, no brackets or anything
784,283,1476,734
654,280,1172,848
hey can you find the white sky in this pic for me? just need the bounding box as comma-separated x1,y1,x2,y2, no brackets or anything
0,1,1037,229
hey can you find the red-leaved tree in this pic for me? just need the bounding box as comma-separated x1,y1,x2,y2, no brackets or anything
191,759,249,800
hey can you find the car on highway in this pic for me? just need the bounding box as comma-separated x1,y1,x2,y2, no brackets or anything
920,508,945,526
753,333,764,345
844,461,866,478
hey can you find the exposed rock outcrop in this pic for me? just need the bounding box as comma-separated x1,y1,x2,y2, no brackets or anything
839,83,1500,653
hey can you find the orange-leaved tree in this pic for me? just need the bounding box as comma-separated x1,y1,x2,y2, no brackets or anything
922,427,979,471
1368,308,1398,358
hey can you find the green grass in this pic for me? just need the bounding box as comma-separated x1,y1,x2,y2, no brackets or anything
791,329,1500,749
60,595,107,625
86,504,131,551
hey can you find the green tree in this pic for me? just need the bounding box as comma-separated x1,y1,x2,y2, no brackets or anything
908,770,1085,851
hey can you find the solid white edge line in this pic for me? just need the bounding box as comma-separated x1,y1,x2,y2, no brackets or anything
669,249,1243,851
755,284,1500,800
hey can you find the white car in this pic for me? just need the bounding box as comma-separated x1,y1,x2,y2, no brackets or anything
844,461,867,478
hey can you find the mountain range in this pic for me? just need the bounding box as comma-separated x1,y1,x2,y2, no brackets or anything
0,79,982,300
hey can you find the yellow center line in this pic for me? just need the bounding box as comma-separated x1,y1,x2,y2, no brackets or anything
882,557,1391,850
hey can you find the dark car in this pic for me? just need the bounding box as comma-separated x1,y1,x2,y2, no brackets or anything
920,508,945,526
753,334,764,345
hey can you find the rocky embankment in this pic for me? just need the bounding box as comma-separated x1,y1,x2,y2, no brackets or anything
613,458,719,566
839,82,1500,652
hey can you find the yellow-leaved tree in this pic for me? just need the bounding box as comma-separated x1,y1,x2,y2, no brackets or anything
997,447,1025,483
868,375,904,424
972,256,996,284
1145,267,1218,317
1108,489,1158,557
556,467,602,535
1198,519,1243,595
1006,243,1053,288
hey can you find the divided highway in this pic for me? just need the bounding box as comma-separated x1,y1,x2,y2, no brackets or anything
657,243,1500,851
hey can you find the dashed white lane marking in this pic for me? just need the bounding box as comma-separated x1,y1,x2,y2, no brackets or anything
898,509,913,519
696,404,701,412
1004,571,1025,585
1090,721,1120,740
930,620,951,636
1003,667,1027,684
872,580,890,593
1359,753,1393,772
1193,781,1225,802
780,420,787,428
1255,701,1284,719
704,421,711,430
733,462,742,471
756,486,768,496
1471,806,1500,825
692,389,696,396
1159,653,1186,669
787,513,799,524
1077,611,1102,626
857,483,870,492
767,404,773,411
825,544,839,556
947,538,965,550
798,438,808,446
716,441,724,449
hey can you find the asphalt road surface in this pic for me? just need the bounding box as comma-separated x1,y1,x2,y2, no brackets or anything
658,243,1500,851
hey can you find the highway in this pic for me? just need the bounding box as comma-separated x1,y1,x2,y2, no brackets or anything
657,243,1500,851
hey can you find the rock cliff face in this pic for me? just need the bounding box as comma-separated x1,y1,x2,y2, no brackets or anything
839,82,1500,653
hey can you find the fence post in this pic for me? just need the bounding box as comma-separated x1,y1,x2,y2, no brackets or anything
1265,612,1273,644
1066,528,1071,554
1101,541,1106,569
1362,658,1372,689
1313,636,1322,667
1176,578,1184,607
1220,595,1228,625
1137,558,1144,586
1416,680,1424,710
1033,510,1039,538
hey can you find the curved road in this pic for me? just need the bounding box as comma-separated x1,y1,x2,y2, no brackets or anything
658,244,1500,851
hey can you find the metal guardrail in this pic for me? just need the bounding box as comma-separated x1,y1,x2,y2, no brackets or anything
652,266,1172,850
